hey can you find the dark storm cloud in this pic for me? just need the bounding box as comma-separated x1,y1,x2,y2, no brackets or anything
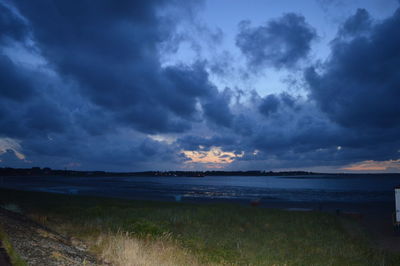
0,99,70,139
0,149,26,167
258,94,280,117
162,63,214,119
236,13,317,69
23,102,67,133
17,132,183,171
0,1,28,43
256,92,299,118
177,135,236,151
74,107,116,136
306,8,400,129
1,0,399,172
0,0,237,170
12,0,229,135
202,88,233,127
250,102,336,154
0,54,33,101
0,53,72,139
0,54,69,139
178,84,400,170
338,8,372,37
0,1,74,139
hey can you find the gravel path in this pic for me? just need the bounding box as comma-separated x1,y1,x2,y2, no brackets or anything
0,208,99,265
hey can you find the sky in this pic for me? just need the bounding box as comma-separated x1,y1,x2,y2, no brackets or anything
0,0,400,172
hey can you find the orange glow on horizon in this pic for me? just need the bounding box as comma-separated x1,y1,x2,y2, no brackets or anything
181,147,243,165
341,159,400,171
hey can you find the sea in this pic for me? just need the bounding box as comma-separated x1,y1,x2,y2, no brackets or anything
1,174,399,205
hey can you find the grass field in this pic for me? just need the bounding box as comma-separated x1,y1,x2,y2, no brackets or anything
1,188,399,265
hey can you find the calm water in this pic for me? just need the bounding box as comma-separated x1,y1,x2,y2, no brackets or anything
1,175,399,203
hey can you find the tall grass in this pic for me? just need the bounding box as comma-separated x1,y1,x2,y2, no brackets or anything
1,188,399,265
94,232,201,266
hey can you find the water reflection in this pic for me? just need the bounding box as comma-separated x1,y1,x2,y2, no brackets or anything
1,175,399,203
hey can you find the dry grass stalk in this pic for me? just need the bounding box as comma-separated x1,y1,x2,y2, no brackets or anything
95,232,202,266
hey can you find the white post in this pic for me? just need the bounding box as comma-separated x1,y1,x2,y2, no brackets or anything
396,187,400,223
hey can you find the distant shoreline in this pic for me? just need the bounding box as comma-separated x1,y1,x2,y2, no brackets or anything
2,166,400,178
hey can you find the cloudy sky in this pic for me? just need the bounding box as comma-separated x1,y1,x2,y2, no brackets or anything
1,0,400,172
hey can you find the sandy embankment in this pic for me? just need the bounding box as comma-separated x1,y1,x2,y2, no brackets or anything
0,207,99,265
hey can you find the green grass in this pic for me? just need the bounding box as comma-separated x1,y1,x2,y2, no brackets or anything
0,225,27,266
1,188,399,265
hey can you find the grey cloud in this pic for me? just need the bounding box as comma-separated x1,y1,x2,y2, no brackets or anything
0,149,27,167
259,94,280,117
23,102,67,134
202,88,233,127
306,8,400,129
0,0,236,170
1,0,399,172
0,2,28,43
338,8,372,37
236,13,317,69
12,0,232,135
0,54,34,101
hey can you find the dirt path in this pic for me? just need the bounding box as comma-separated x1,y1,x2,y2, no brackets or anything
0,208,99,265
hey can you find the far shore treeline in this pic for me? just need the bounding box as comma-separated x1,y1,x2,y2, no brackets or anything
1,167,400,178
0,167,315,177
